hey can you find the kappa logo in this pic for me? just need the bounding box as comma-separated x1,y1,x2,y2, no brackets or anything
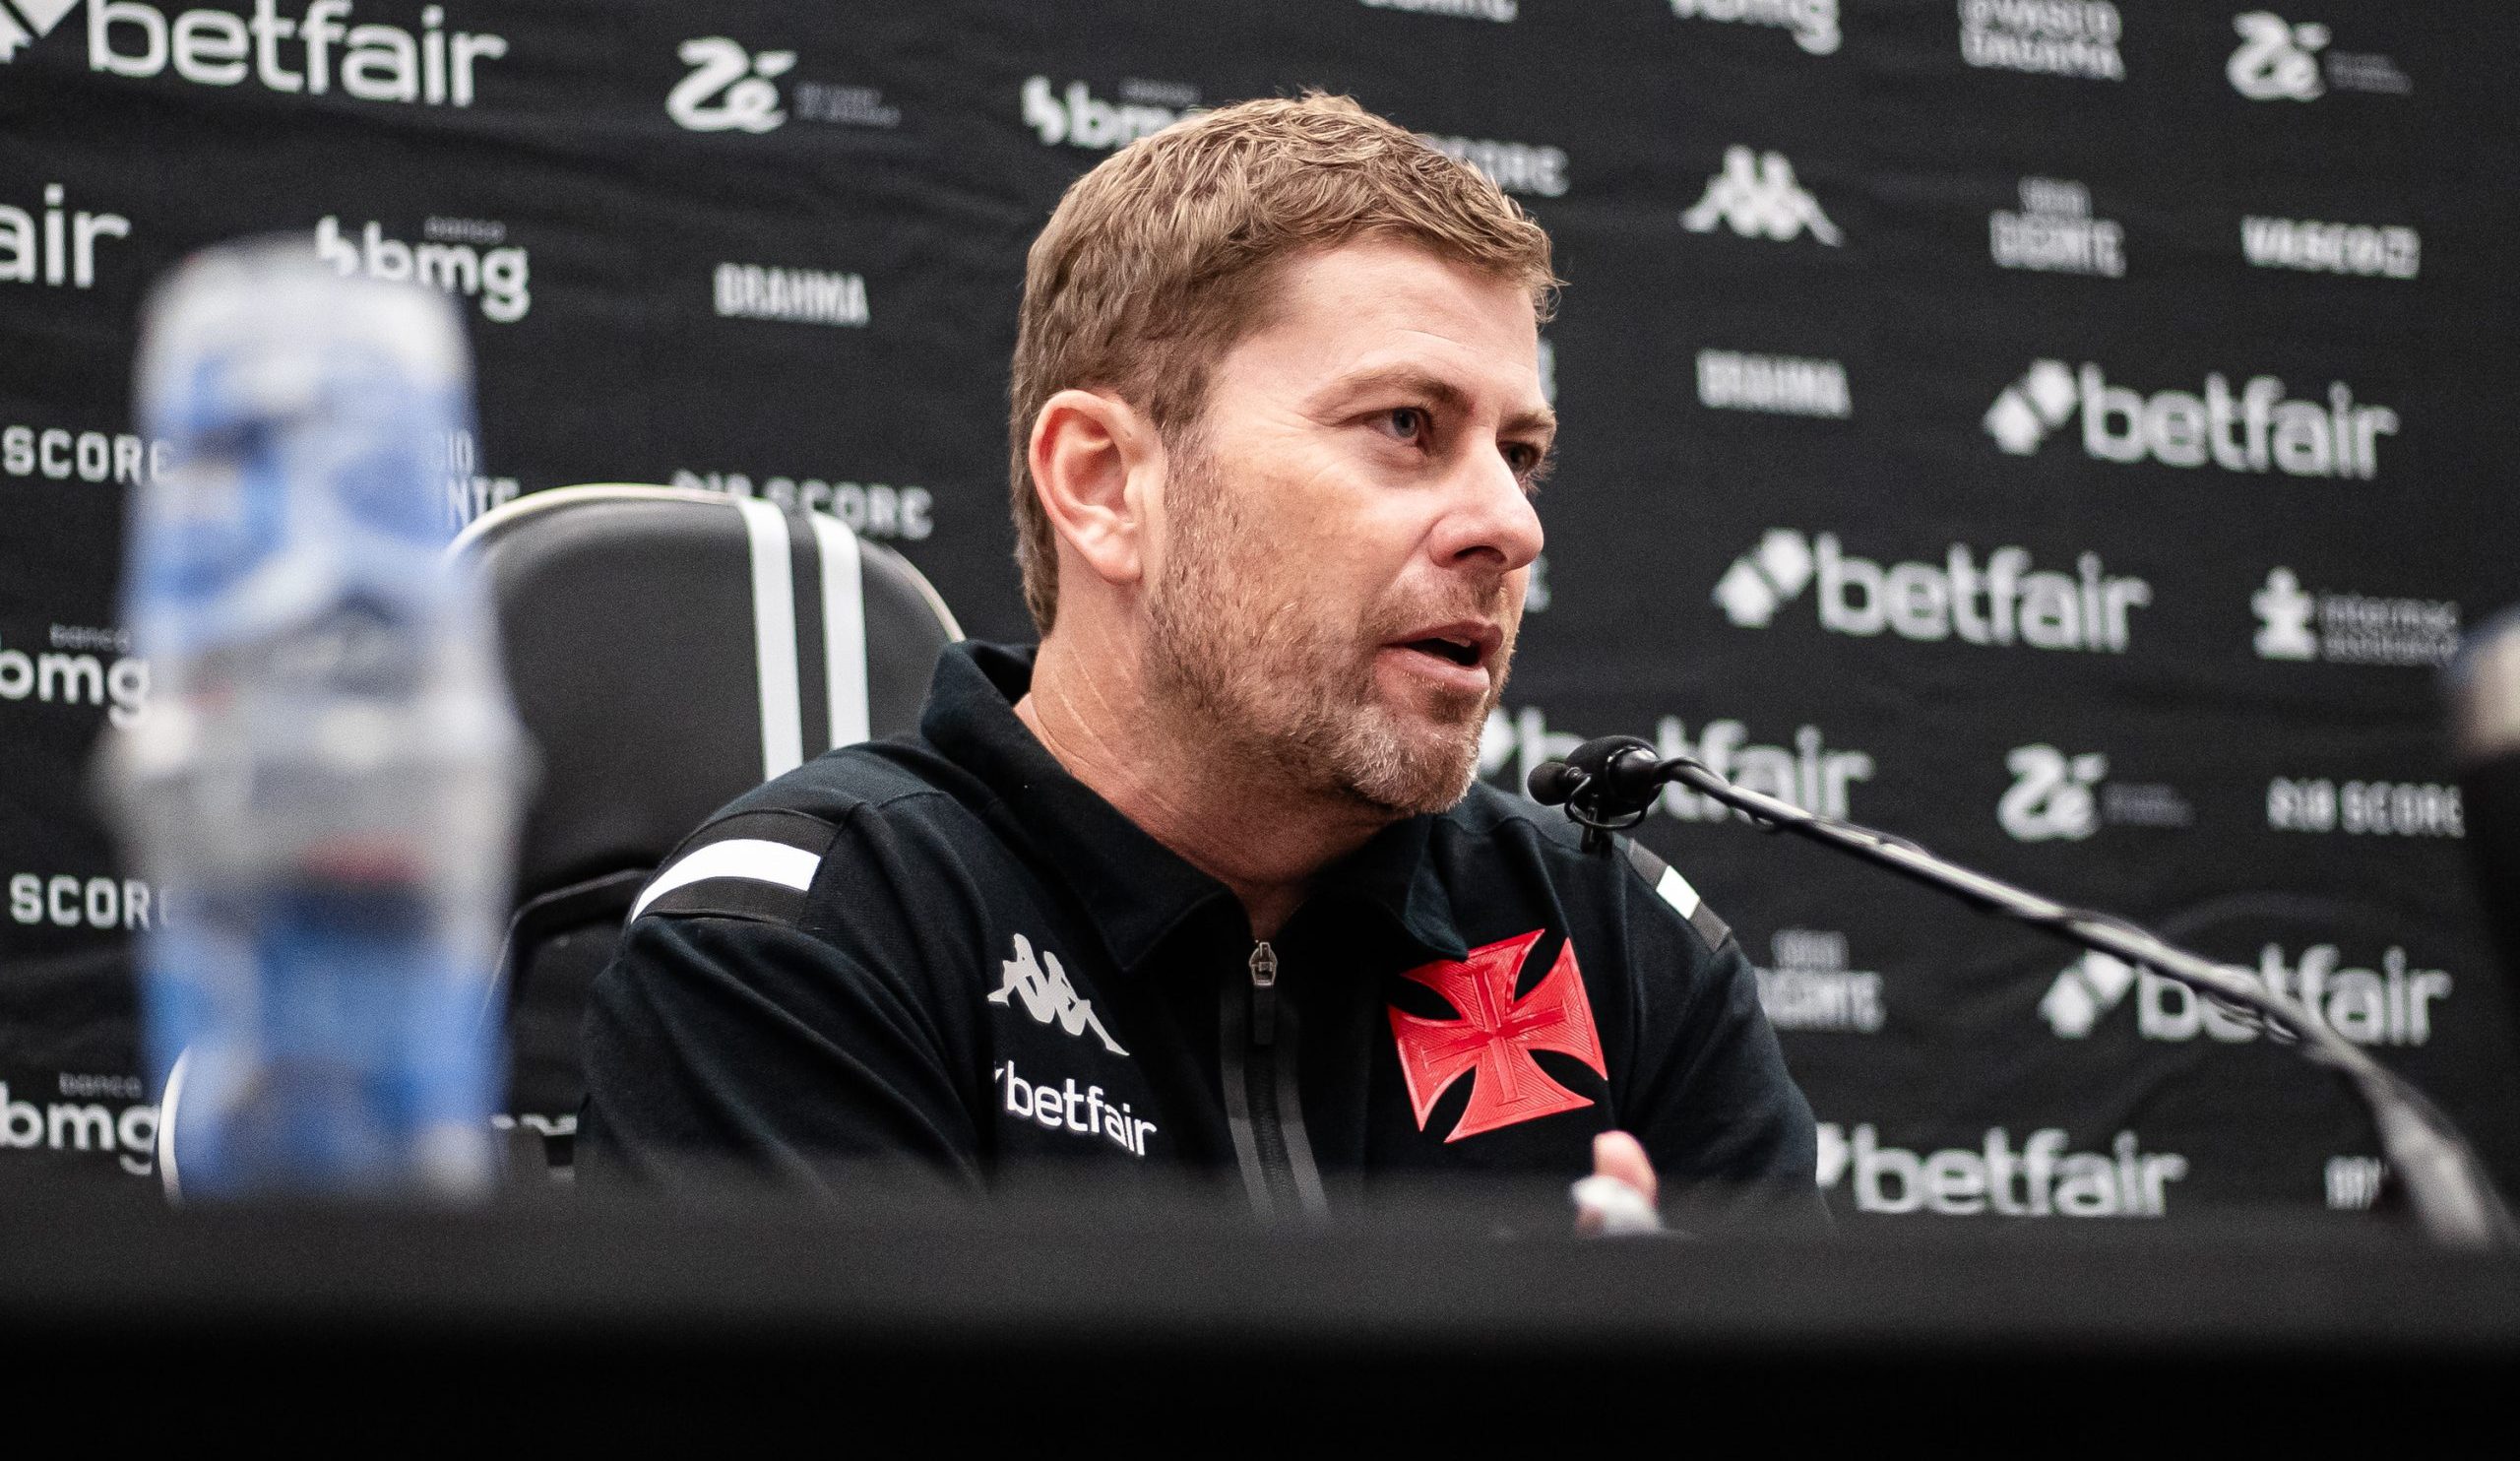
668,37,792,132
1682,147,1840,245
2040,944,2452,1048
989,933,1127,1055
1390,929,1606,1142
1984,358,2397,478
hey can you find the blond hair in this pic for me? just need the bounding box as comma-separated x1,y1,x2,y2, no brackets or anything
1007,92,1557,633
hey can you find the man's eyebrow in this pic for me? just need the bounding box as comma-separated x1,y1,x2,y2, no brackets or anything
1318,365,1557,436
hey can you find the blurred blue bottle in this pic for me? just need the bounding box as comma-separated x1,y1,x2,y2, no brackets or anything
106,240,526,1199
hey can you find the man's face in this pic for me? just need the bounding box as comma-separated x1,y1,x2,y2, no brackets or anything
1141,237,1552,817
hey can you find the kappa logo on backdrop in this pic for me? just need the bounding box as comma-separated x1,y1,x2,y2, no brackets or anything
1999,744,2190,843
1991,178,2123,278
2039,944,2452,1048
1712,529,2150,653
1817,1121,2185,1217
2253,568,2458,667
3,0,507,105
664,36,900,134
1695,349,1851,418
2229,12,2409,99
1682,148,1840,244
1756,928,1884,1034
2240,216,2419,280
1959,0,2124,82
990,933,1128,1055
1984,358,2398,478
1670,0,1840,56
1483,705,1874,824
1390,930,1606,1142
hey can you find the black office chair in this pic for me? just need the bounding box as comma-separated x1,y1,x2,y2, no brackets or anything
453,485,962,1174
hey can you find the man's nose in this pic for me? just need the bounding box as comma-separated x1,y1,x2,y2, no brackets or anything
1431,447,1544,574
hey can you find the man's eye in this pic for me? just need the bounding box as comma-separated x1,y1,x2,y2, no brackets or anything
1379,407,1427,443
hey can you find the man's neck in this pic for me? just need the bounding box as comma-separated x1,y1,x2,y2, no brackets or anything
1014,631,1388,940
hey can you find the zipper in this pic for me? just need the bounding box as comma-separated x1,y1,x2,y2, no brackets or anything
1224,937,1322,1222
1248,940,1279,1046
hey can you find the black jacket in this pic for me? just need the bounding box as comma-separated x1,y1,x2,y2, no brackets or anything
581,642,1820,1222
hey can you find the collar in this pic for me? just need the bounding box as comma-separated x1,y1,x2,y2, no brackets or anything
918,642,1471,970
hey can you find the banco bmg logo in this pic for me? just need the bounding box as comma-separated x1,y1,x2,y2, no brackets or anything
1025,75,1201,151
1713,528,2149,653
316,214,526,322
1984,358,2396,478
2,1,507,106
2040,943,2450,1048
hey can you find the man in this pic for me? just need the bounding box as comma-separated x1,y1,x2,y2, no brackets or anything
581,94,1818,1224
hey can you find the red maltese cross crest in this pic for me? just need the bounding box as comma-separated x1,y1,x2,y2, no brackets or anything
1388,929,1607,1142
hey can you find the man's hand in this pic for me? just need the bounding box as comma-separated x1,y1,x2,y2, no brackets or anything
1571,1129,1664,1236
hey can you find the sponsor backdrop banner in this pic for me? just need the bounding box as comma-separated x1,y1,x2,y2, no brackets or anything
4,0,2516,1221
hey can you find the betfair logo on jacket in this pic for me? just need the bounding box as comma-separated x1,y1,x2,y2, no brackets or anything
989,933,1127,1055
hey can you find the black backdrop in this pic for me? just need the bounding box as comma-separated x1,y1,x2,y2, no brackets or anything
4,0,2516,1223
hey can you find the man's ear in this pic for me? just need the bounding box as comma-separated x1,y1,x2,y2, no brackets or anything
1028,388,1161,592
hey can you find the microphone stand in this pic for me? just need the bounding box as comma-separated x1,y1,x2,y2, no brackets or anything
1536,740,2517,1251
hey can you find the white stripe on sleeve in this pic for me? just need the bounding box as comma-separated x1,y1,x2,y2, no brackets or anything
631,839,823,921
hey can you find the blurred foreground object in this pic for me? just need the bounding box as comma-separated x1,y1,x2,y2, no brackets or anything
2452,607,2520,1064
104,240,526,1200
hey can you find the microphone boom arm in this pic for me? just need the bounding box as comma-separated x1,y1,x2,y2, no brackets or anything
1540,740,2515,1250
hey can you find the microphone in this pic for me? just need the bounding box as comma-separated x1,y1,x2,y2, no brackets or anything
1528,735,1662,851
1527,722,2516,1249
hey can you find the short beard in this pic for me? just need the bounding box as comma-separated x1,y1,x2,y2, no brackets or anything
1141,443,1509,818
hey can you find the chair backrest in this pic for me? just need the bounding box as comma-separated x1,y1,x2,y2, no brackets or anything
453,485,961,1167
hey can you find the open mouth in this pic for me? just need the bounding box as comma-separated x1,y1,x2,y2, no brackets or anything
1399,636,1481,669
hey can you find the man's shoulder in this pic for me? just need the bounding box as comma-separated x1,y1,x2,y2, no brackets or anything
629,736,999,930
1435,782,1733,955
